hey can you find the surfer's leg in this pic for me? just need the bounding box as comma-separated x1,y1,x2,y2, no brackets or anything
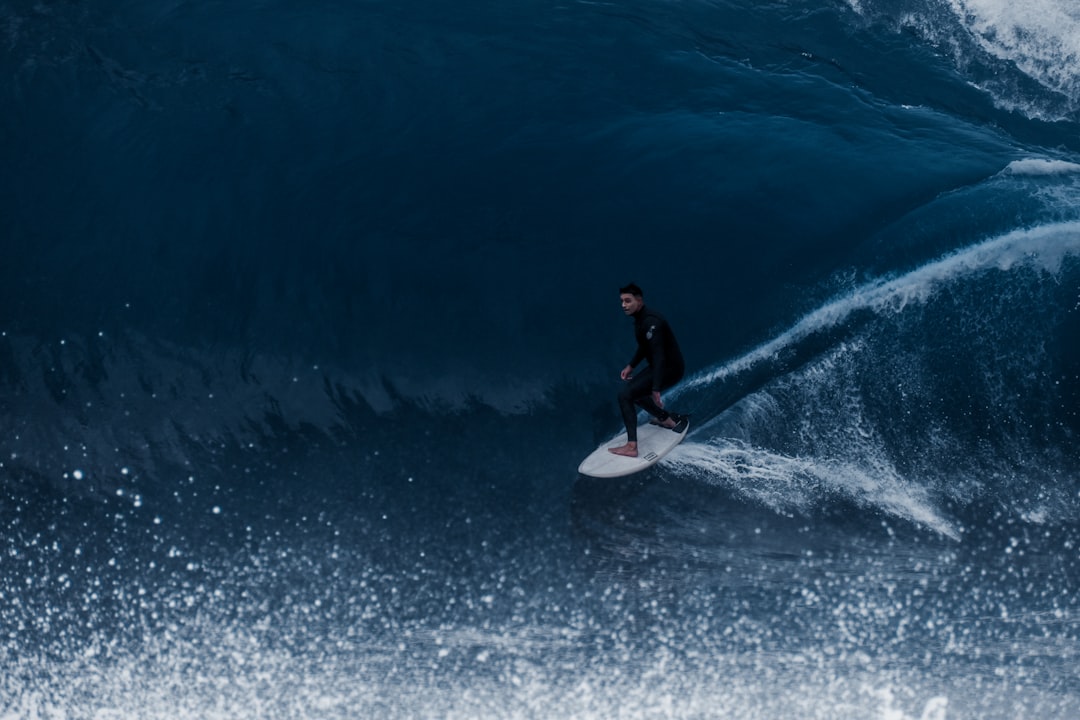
617,371,653,443
636,393,672,423
612,372,675,456
633,373,674,426
645,369,686,427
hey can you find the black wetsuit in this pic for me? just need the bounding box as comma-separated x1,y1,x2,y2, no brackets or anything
620,305,685,442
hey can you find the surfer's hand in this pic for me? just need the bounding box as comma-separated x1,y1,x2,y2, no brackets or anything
620,365,633,381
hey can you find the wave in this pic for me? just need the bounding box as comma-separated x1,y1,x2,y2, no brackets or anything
0,328,564,505
667,220,1080,534
4,0,1080,540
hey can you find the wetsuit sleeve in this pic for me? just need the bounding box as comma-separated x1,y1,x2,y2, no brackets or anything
647,319,668,391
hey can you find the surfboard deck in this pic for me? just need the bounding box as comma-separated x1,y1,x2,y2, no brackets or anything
577,416,689,478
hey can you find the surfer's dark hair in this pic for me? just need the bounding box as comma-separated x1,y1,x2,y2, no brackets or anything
620,283,643,297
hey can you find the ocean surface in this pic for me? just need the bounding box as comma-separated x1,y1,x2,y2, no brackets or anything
3,0,1080,717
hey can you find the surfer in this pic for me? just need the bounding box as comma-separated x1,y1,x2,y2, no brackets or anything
609,283,686,457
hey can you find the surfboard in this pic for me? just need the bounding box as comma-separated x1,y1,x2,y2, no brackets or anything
577,416,689,478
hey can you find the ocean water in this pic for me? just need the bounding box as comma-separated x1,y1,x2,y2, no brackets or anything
2,0,1080,717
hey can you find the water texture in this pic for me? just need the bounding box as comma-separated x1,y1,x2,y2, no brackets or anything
3,0,1080,717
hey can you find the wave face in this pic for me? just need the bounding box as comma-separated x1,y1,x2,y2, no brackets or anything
3,0,1080,717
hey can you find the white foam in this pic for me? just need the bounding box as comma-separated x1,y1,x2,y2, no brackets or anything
666,439,960,540
844,0,1080,118
946,0,1080,103
1002,158,1080,176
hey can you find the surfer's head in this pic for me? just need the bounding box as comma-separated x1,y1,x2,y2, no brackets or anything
619,283,644,315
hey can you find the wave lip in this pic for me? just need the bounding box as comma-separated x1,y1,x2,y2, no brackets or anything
681,220,1080,392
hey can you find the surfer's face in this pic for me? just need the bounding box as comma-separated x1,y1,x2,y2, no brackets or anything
620,293,643,315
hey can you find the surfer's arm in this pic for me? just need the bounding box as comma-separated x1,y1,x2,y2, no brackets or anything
647,321,668,390
625,346,645,377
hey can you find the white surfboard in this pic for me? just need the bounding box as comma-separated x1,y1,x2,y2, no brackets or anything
577,417,689,478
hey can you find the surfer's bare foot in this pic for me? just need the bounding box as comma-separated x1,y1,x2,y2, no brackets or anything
658,416,677,429
609,442,638,457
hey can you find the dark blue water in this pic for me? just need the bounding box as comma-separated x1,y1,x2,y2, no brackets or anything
3,0,1080,716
